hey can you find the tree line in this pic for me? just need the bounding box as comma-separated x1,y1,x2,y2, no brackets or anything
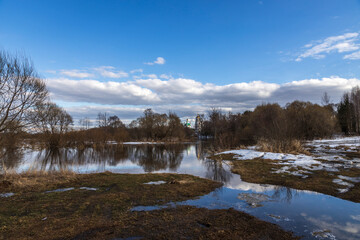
338,86,360,134
199,100,337,150
66,109,193,147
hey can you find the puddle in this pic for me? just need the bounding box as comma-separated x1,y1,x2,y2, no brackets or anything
0,192,14,197
45,187,75,193
132,184,360,239
45,187,98,193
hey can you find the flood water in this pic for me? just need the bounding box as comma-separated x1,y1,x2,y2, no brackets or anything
2,142,360,240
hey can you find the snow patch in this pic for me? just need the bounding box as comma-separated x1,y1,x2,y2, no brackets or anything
333,179,354,187
45,187,75,193
144,181,167,185
79,187,98,191
338,175,360,183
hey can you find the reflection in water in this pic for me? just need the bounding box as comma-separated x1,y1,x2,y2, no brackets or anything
3,142,360,239
129,144,185,172
3,143,194,174
202,158,232,183
37,148,76,171
0,146,24,171
271,186,298,203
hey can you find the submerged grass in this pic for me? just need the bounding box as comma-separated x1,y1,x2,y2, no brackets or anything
0,171,299,240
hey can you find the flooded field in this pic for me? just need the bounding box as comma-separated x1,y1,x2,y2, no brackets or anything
2,137,360,239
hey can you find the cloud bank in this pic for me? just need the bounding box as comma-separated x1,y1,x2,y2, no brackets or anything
47,76,360,122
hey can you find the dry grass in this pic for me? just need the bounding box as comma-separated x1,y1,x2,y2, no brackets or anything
0,172,222,239
0,169,78,193
0,172,300,240
256,138,310,155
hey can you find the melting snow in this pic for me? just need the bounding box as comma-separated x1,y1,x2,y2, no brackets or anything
144,181,167,185
219,149,322,168
45,187,75,193
79,187,98,191
219,136,360,175
338,175,360,183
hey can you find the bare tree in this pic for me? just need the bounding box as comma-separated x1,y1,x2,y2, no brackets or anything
0,51,48,134
97,112,108,127
321,92,331,106
79,117,92,130
108,115,124,128
31,102,73,135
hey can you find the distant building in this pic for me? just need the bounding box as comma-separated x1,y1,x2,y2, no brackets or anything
195,114,204,135
184,118,192,128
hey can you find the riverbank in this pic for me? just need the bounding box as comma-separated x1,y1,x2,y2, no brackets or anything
0,172,299,239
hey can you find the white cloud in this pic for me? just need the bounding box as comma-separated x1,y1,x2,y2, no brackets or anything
160,74,171,79
344,51,360,60
145,57,166,65
49,75,360,113
296,32,360,61
60,69,94,78
143,74,158,79
130,69,143,74
94,66,129,78
65,105,145,123
47,78,160,105
135,78,280,104
46,70,57,74
305,215,360,239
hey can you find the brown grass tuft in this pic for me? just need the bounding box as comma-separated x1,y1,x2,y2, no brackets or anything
256,138,310,155
0,169,78,193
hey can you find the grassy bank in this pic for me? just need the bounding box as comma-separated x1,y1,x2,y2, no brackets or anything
214,153,360,203
0,172,299,240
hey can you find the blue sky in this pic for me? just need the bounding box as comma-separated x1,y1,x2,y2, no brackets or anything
1,0,360,122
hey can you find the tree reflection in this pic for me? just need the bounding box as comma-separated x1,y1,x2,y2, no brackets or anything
28,144,190,173
195,142,233,184
202,158,232,183
34,145,130,171
271,186,298,203
129,144,186,172
0,146,24,171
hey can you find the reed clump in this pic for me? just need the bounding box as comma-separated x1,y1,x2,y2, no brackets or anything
256,138,310,155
